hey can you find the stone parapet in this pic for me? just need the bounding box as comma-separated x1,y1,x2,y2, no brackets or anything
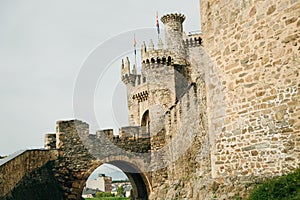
44,133,56,149
0,149,58,198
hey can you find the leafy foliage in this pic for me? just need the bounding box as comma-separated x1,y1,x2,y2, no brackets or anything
116,185,125,197
248,168,300,200
96,192,115,197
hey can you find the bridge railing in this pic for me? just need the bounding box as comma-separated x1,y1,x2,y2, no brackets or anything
0,149,58,198
0,150,26,167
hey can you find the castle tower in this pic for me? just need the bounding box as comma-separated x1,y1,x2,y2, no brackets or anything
121,13,191,137
161,13,186,65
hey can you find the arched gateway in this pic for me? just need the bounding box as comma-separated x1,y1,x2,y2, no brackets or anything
44,119,152,200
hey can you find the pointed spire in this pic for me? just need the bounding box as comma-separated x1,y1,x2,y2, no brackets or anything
158,38,164,49
132,64,137,75
121,59,125,75
149,39,154,51
142,41,147,53
141,41,147,59
125,57,130,74
121,59,124,69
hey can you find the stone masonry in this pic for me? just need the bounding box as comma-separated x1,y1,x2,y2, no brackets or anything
147,1,300,199
0,120,151,200
0,150,60,199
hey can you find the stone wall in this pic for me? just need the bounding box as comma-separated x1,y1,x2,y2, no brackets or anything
200,0,300,178
149,1,300,198
50,120,151,200
0,150,58,199
1,161,64,200
149,74,213,199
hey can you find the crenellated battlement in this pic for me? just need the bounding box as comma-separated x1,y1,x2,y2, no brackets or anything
141,39,172,61
96,126,149,141
142,55,174,69
46,119,151,155
121,53,175,89
184,35,203,48
161,13,186,25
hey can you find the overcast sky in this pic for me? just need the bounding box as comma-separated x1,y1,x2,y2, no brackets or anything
0,0,201,156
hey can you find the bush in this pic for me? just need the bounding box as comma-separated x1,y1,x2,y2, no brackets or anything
96,192,115,197
248,168,300,200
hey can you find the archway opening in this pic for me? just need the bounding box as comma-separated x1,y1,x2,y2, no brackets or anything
141,110,150,136
81,162,149,200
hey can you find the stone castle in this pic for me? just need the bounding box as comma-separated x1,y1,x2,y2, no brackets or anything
0,0,299,199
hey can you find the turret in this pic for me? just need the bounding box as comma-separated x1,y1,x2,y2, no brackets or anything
121,59,125,75
161,13,186,64
132,64,137,75
141,41,147,58
148,40,154,51
125,57,131,74
158,38,164,50
121,57,136,86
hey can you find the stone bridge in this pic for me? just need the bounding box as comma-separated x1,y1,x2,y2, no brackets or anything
0,120,152,200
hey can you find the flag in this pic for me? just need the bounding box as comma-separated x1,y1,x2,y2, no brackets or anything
156,11,160,35
134,34,137,55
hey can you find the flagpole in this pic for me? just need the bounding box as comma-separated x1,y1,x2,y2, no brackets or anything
156,11,160,41
134,33,137,67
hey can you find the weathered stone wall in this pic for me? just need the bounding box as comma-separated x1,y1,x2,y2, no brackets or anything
53,120,100,200
200,0,300,179
149,75,212,200
149,1,300,198
0,150,58,199
2,161,64,200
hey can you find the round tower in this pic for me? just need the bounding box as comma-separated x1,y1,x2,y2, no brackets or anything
161,13,186,64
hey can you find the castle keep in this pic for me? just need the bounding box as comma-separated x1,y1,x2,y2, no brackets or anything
0,0,299,199
120,13,201,141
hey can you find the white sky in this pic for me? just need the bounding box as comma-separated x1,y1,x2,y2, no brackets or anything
0,0,201,156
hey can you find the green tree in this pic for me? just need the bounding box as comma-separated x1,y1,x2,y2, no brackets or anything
117,185,125,197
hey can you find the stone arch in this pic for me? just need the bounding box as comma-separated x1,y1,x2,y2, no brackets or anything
107,160,150,199
51,120,152,200
79,157,151,200
141,110,150,135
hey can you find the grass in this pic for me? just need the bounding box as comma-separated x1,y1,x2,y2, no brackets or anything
248,168,300,200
